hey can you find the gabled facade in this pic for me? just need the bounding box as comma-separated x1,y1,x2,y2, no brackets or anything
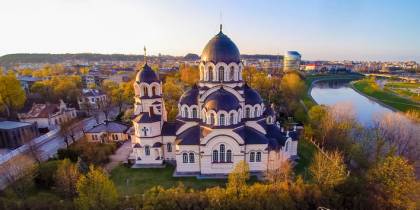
18,100,77,130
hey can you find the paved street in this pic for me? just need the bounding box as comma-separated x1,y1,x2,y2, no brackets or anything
0,108,119,190
104,140,131,172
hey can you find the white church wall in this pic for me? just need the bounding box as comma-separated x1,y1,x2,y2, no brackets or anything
200,135,244,174
176,145,200,173
245,144,268,172
163,136,176,160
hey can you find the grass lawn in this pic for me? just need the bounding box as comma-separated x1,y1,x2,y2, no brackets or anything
353,80,420,112
294,138,317,180
385,82,420,88
110,165,228,195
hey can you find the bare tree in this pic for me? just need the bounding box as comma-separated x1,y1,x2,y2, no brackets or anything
99,97,113,122
265,159,293,184
0,155,36,197
60,118,79,148
371,112,420,171
27,140,43,164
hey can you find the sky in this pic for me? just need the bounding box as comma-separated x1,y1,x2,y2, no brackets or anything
0,0,419,62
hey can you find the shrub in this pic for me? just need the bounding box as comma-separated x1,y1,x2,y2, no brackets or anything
34,160,60,190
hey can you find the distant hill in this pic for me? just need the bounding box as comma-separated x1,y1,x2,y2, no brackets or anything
0,53,150,66
0,53,283,67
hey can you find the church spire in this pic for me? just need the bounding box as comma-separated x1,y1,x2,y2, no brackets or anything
143,46,147,64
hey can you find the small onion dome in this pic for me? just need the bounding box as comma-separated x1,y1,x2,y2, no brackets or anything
179,84,199,106
136,63,159,83
204,87,240,112
201,31,240,64
243,83,263,105
263,105,275,116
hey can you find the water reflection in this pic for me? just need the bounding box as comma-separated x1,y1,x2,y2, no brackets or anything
310,80,394,125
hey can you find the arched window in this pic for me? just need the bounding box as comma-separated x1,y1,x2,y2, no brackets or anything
226,150,232,162
256,152,261,162
219,66,224,81
208,67,213,81
245,107,251,118
250,152,255,162
210,113,215,125
151,86,157,96
285,141,289,152
220,144,225,162
143,86,148,97
220,114,225,126
182,153,188,163
230,113,235,125
213,150,218,162
145,146,150,156
230,66,235,81
183,107,188,118
167,143,172,152
192,108,197,118
189,153,195,163
254,107,259,117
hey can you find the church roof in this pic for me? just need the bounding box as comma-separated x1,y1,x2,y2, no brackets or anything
162,120,185,136
19,103,60,119
177,125,200,145
179,84,199,106
136,64,159,84
233,126,270,145
204,87,240,111
201,30,240,64
133,112,161,123
243,84,263,105
86,121,129,133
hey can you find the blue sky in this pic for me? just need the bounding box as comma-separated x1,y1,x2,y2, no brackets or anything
0,0,419,61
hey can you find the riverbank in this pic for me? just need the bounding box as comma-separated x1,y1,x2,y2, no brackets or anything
352,79,420,112
301,73,365,111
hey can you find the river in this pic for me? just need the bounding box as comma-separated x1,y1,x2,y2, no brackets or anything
310,79,394,125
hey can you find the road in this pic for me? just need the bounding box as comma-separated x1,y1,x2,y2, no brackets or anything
0,108,119,190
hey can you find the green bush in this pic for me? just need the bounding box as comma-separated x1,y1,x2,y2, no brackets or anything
57,148,79,162
34,160,60,189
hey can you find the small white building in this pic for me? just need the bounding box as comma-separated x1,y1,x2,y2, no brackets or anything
78,89,108,112
18,100,77,130
129,27,299,177
85,121,130,143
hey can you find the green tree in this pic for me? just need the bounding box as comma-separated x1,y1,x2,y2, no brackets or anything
75,165,118,210
309,151,347,191
31,75,82,104
280,72,306,115
162,76,183,121
0,72,26,119
179,64,199,86
366,156,418,210
55,159,81,198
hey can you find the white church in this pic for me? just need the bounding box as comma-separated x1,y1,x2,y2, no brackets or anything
129,26,299,177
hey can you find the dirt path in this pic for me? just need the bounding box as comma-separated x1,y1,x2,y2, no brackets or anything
105,141,131,172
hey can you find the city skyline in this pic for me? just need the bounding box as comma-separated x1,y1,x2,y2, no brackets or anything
1,0,420,62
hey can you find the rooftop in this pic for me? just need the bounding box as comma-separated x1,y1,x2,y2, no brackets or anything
0,121,33,130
